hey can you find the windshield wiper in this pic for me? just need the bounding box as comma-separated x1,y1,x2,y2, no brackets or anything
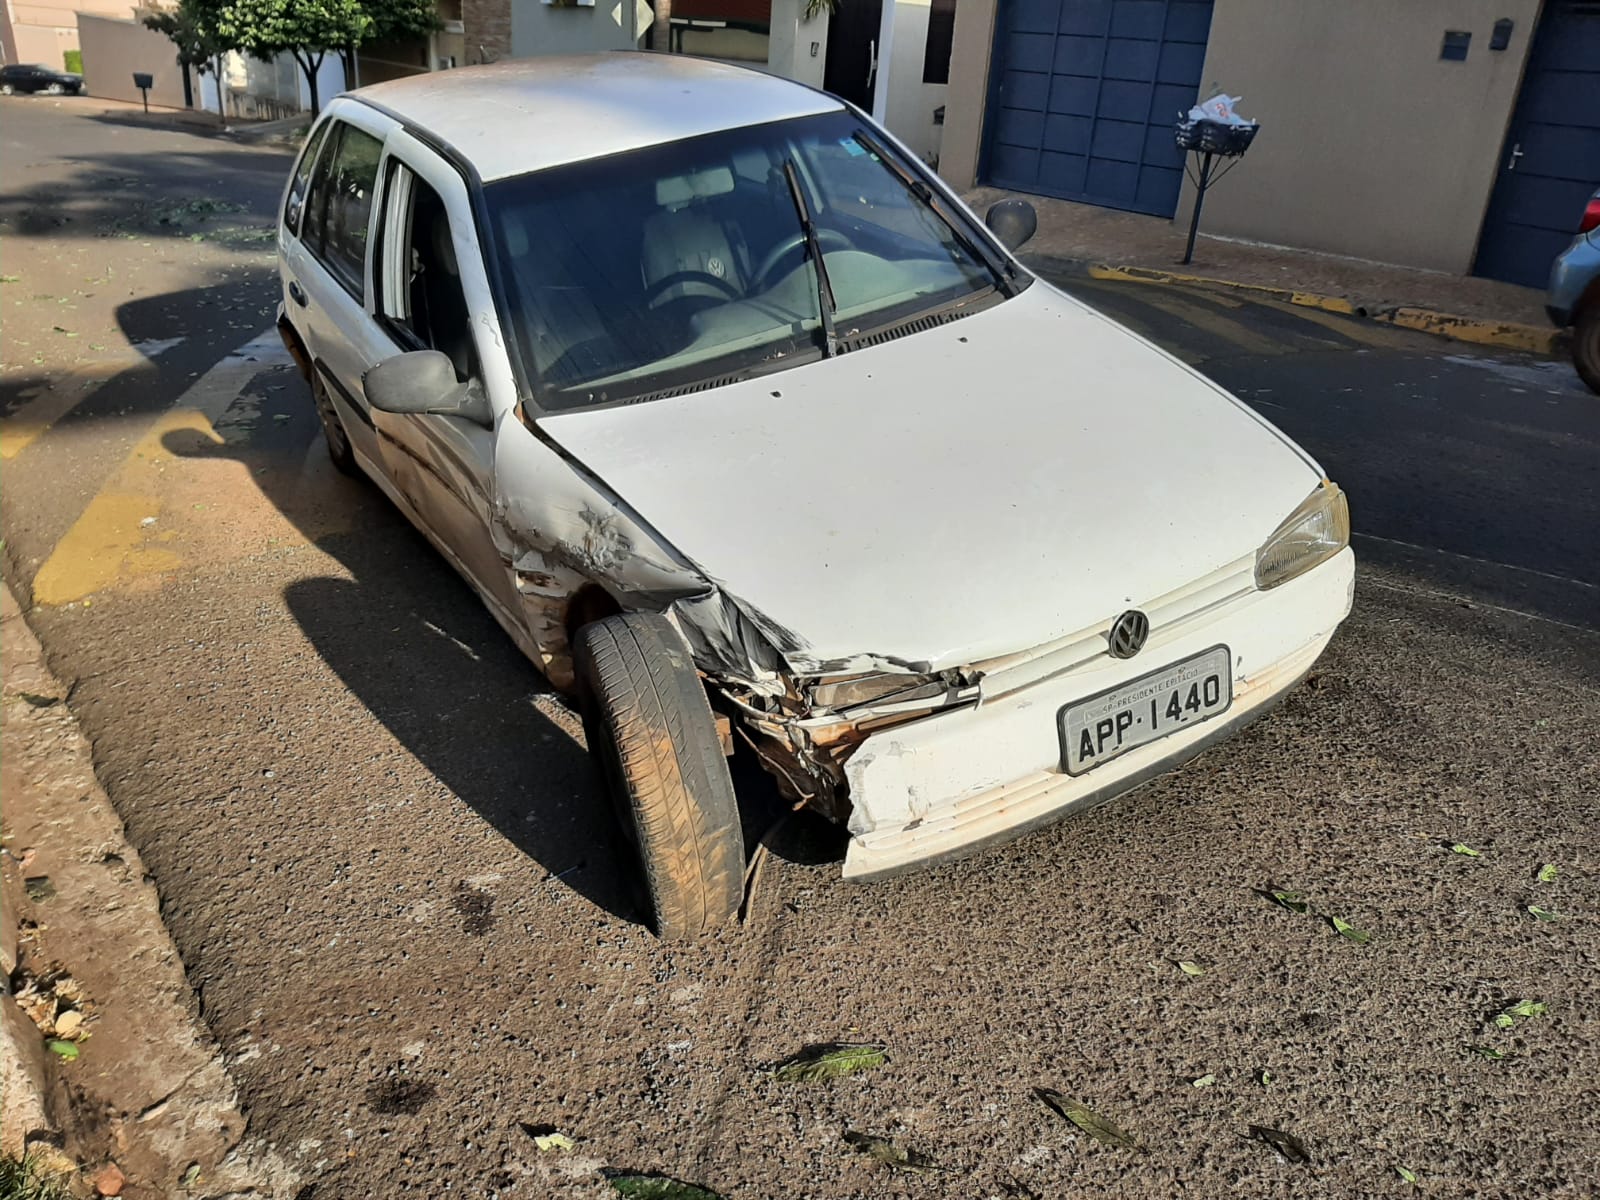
782,158,840,358
851,130,1017,295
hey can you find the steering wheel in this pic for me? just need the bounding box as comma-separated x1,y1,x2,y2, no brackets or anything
643,270,743,308
750,229,853,293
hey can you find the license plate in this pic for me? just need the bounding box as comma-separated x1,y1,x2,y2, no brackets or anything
1059,645,1233,776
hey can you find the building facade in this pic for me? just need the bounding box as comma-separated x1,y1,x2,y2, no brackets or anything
938,0,1600,286
2,0,135,69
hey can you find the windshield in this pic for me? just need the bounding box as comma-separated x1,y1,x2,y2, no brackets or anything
484,111,1004,411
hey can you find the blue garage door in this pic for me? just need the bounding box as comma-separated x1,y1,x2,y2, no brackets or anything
1474,2,1600,289
981,0,1215,217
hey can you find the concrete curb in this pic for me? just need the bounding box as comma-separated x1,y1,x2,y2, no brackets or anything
1036,257,1564,355
0,582,301,1196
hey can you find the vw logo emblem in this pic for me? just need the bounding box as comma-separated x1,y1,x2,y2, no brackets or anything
1108,610,1150,659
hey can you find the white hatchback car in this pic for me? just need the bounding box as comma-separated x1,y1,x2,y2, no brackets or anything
277,54,1354,936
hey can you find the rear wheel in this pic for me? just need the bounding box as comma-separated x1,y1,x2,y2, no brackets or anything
1,85,13,96
1573,304,1600,395
44,82,63,95
574,613,743,938
311,372,359,475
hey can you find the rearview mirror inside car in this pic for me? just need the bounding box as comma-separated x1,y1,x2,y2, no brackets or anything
985,199,1038,252
364,350,492,427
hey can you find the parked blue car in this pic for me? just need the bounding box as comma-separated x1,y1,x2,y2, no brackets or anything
1548,187,1600,394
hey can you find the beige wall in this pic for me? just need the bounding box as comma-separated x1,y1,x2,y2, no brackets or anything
938,0,995,190
76,12,189,107
8,0,136,66
1178,0,1541,272
939,0,1544,274
882,0,949,165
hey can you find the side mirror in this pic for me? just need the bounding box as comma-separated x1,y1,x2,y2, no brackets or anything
364,350,493,427
985,198,1038,252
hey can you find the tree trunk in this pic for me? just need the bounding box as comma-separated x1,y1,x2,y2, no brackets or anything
299,50,324,116
652,0,673,52
341,44,358,90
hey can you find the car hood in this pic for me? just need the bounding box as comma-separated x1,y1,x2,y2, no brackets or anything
538,283,1324,674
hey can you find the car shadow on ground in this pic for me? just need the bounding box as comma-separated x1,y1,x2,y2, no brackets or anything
156,393,839,928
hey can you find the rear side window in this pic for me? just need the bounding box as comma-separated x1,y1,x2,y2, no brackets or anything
283,121,332,234
301,122,383,300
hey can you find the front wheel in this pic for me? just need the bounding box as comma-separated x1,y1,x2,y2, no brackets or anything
1,85,13,96
1573,304,1600,395
44,82,63,95
574,613,743,938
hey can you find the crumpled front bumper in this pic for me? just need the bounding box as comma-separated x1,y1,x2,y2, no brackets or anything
840,548,1356,879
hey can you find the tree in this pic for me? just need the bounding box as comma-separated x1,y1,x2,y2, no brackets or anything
215,0,372,115
339,0,440,90
140,0,226,109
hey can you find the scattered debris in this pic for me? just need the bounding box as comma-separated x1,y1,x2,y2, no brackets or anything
180,1162,202,1188
1247,1124,1311,1164
1467,1045,1507,1061
14,692,60,708
1257,1069,1274,1087
52,1009,84,1039
841,1130,938,1172
1329,915,1371,944
95,1163,127,1196
366,1077,436,1116
47,1038,80,1061
23,876,56,902
1396,1165,1418,1184
772,1043,886,1083
1033,1089,1139,1150
517,1123,575,1153
1176,960,1207,977
604,1171,726,1198
1526,905,1561,922
1190,1074,1216,1088
1261,888,1310,914
1449,843,1482,857
1493,1000,1547,1029
1536,863,1559,884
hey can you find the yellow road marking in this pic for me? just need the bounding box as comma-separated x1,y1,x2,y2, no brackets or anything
1252,296,1422,350
32,330,287,606
0,357,155,460
1120,287,1286,358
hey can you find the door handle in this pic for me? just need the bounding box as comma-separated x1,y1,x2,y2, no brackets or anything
288,279,308,307
1506,142,1524,171
867,39,877,89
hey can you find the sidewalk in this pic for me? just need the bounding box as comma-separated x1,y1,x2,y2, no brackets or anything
966,186,1561,354
0,584,297,1198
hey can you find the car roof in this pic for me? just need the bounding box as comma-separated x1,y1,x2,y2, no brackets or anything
350,53,845,183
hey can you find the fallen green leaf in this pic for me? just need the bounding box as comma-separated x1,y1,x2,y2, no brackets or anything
1467,1045,1506,1061
0,274,20,283
1526,905,1560,921
1536,863,1559,884
773,1042,886,1083
1495,999,1547,1027
1264,889,1310,914
534,1132,574,1152
841,1130,938,1172
606,1173,724,1199
1258,1069,1274,1087
1247,1124,1311,1164
47,1039,79,1060
1450,843,1481,857
1190,1074,1215,1088
24,877,56,902
1177,960,1206,977
1330,915,1371,944
1396,1165,1418,1183
1033,1088,1139,1150
181,1163,202,1187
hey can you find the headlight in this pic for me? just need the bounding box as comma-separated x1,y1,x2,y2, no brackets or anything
1255,482,1350,590
807,672,949,711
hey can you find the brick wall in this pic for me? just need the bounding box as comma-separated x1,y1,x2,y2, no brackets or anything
461,0,512,65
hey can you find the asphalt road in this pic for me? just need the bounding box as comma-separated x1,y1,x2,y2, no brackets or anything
3,97,1598,1200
